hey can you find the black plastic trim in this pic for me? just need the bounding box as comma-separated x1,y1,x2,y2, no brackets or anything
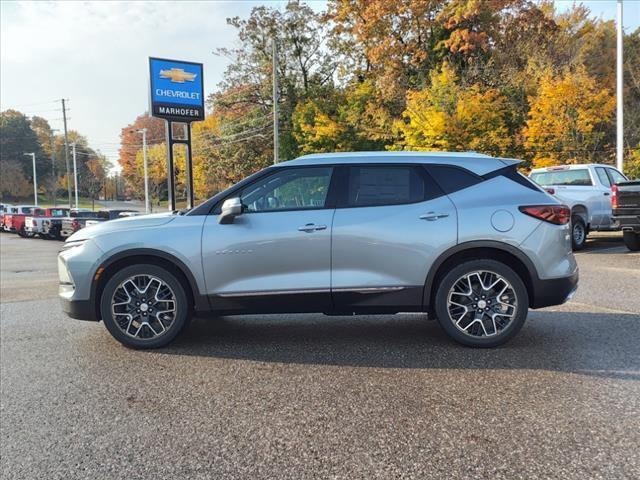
422,241,539,308
60,298,98,321
530,269,579,309
90,248,210,318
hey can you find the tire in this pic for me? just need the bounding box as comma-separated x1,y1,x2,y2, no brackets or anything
623,231,640,251
100,264,191,349
434,259,529,348
571,215,587,251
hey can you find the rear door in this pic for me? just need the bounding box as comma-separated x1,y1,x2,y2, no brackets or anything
331,164,457,312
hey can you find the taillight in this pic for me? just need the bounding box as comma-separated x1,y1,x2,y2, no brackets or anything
544,187,555,195
32,219,37,226
72,219,79,231
519,205,570,225
611,184,618,209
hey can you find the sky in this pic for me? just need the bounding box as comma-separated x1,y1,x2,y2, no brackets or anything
1,0,639,171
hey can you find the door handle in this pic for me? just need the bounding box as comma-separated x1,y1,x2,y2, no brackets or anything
298,223,327,232
420,212,449,221
603,192,610,196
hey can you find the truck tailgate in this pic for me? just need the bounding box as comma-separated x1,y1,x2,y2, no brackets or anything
614,180,640,216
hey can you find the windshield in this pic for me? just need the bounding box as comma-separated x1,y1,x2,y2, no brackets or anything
20,207,33,214
530,169,593,186
51,209,68,217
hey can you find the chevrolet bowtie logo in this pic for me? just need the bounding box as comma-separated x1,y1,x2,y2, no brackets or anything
159,68,197,83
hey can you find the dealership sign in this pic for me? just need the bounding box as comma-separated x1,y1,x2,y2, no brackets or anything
149,57,204,122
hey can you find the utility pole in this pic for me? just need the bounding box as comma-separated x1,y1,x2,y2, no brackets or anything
61,99,72,208
70,142,79,209
24,153,37,206
272,38,279,164
137,128,150,213
616,0,624,173
50,129,58,207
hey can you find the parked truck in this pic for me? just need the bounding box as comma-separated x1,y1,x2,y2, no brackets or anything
529,164,628,250
2,205,38,236
25,208,70,238
612,180,640,251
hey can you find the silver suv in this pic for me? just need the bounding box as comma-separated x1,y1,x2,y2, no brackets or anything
59,152,578,348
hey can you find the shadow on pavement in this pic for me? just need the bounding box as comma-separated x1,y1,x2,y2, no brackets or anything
160,311,640,380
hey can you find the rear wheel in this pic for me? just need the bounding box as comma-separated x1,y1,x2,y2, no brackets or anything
100,264,191,349
623,231,640,251
571,215,587,251
434,259,529,347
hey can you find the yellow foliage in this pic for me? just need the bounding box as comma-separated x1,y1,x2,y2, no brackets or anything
397,64,512,154
524,66,615,168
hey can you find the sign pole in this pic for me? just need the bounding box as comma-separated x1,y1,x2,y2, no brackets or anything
165,121,176,211
186,123,194,209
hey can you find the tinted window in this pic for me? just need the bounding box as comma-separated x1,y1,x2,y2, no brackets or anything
76,211,99,218
426,165,481,194
346,166,425,207
530,169,593,186
607,168,627,185
596,167,611,187
240,167,333,212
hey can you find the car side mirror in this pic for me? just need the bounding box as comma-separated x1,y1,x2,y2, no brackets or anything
219,197,243,224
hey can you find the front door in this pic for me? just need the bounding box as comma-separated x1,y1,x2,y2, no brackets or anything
201,166,335,313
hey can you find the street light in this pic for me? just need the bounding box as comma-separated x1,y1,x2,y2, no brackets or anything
135,128,150,214
23,153,37,206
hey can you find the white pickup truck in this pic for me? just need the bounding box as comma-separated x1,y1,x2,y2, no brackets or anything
529,164,628,250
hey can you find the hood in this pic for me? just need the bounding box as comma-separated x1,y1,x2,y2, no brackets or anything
67,212,176,241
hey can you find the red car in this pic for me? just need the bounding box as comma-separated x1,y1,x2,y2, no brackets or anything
2,205,38,237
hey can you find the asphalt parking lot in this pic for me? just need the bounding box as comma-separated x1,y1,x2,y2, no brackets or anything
1,232,639,479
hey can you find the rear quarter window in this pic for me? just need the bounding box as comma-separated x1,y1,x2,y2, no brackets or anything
425,165,481,194
530,169,593,186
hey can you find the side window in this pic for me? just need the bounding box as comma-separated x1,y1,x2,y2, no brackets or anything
239,167,333,212
596,167,611,187
346,166,426,207
426,165,481,194
607,168,627,185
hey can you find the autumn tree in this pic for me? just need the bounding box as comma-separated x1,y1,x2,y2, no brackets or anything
524,66,615,167
0,110,50,199
395,64,512,154
118,113,165,195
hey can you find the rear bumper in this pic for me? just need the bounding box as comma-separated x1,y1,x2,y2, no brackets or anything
614,215,640,233
60,297,99,321
530,269,579,309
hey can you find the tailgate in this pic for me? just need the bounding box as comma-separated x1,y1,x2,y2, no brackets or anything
614,181,640,216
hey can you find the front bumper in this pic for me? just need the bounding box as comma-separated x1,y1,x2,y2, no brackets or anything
58,239,104,321
530,269,579,309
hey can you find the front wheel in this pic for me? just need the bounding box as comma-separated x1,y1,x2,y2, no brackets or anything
623,231,640,251
434,259,529,348
100,264,191,349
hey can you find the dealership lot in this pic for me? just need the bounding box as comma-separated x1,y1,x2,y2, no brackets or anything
1,233,638,479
